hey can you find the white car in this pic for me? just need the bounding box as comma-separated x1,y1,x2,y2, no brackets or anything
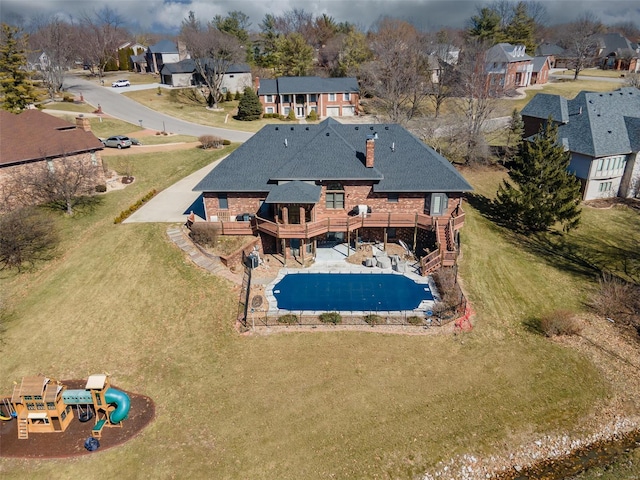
111,79,130,87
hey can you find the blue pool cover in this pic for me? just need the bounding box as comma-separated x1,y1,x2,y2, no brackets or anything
272,273,434,311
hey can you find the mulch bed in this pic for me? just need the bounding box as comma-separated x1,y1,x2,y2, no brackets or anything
0,380,155,458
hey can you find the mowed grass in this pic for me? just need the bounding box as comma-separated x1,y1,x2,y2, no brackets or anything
124,88,287,133
2,155,634,478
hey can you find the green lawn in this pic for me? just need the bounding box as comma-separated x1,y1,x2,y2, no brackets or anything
2,154,639,478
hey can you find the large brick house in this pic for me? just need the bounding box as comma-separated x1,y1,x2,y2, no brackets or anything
256,76,359,119
0,110,105,213
521,87,640,201
193,119,472,272
485,43,533,90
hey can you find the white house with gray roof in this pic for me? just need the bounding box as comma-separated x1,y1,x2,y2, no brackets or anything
256,76,360,119
521,87,640,201
193,118,472,271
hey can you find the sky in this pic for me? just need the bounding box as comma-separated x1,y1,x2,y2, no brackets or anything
2,0,639,35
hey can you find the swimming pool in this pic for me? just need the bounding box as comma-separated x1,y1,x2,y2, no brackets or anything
271,273,434,312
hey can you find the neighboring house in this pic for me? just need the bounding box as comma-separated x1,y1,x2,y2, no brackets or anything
426,43,460,84
595,32,640,72
256,76,359,118
193,118,472,272
485,43,533,90
535,42,567,68
530,56,552,85
521,87,640,201
118,41,146,70
0,110,105,212
130,54,147,73
160,59,251,92
26,51,49,71
145,40,181,74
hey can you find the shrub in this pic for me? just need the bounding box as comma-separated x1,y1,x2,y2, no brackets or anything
113,190,157,224
235,86,262,121
189,223,220,247
225,91,234,102
539,309,583,337
363,314,383,325
307,109,318,121
234,91,242,100
406,316,424,326
222,139,231,145
319,312,342,324
287,109,296,121
95,184,107,193
157,86,162,95
277,314,299,325
199,135,224,149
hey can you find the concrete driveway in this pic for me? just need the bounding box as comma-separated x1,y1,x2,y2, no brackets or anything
123,157,223,223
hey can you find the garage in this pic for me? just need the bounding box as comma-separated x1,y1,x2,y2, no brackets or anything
342,106,355,116
326,106,340,117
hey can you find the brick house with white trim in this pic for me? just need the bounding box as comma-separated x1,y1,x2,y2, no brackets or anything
256,76,359,118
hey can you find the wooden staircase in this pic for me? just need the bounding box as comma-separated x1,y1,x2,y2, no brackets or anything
18,414,28,439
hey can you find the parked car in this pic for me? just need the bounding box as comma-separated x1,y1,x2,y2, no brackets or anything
101,136,132,149
111,79,130,87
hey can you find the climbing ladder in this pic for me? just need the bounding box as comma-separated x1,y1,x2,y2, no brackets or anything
18,414,28,439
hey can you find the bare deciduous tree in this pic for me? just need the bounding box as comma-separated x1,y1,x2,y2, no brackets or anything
0,207,58,271
453,40,501,164
361,18,431,124
8,154,103,215
76,7,126,79
559,12,605,80
29,16,76,98
180,11,243,108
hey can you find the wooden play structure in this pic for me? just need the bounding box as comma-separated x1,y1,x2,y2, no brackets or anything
4,374,130,440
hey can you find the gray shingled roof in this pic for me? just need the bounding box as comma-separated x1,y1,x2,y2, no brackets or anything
486,43,533,63
596,33,638,56
264,181,321,203
257,76,359,95
522,87,640,157
193,119,472,195
535,42,566,57
521,93,569,123
532,56,550,73
161,59,250,75
148,40,178,54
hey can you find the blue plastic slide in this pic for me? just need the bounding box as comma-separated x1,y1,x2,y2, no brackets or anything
104,388,131,423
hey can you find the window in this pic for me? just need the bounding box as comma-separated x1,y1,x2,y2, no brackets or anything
599,181,613,192
282,94,291,103
328,93,336,101
218,194,228,209
597,159,604,171
310,106,317,113
47,402,56,410
387,194,399,203
344,92,351,101
229,74,234,78
326,185,345,209
283,106,290,115
37,403,45,410
265,94,274,103
309,94,317,102
266,106,274,114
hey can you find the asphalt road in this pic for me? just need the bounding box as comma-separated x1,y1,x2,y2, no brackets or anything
62,75,254,142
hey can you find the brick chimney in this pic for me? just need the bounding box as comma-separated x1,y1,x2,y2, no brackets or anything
254,76,260,91
75,115,91,132
365,136,375,168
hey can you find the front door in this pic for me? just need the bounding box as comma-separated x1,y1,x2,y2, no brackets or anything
296,106,304,117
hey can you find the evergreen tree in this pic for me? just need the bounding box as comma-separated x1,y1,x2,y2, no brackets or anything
504,108,524,158
467,7,503,44
495,120,582,233
503,2,537,54
235,86,262,121
0,24,38,112
274,32,314,76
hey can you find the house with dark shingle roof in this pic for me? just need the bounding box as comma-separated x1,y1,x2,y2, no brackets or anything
0,110,105,213
485,43,533,90
521,87,640,200
595,32,639,72
145,40,180,74
160,59,251,92
193,118,472,270
256,76,359,119
530,56,552,85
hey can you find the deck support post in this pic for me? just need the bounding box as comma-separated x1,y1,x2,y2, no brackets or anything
413,214,418,252
383,227,387,251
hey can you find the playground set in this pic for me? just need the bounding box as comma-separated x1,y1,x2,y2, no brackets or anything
0,374,130,440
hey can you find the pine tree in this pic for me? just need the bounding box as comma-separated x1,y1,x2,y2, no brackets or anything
495,120,582,233
502,2,537,55
235,86,262,121
0,24,38,112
